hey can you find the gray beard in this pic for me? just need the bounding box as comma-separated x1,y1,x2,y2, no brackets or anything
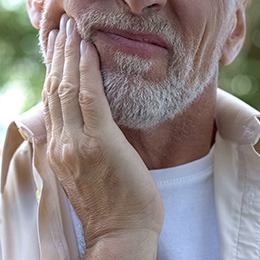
75,11,220,130
102,52,214,130
40,10,221,130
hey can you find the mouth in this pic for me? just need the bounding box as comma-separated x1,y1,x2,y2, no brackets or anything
101,28,168,48
93,27,169,58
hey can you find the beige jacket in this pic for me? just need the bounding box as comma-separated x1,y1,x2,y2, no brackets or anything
0,89,260,260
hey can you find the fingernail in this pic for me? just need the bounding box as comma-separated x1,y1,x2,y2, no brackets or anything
60,13,68,31
47,30,57,50
66,19,74,36
80,40,88,55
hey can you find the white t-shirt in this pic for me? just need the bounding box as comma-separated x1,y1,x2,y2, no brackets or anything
151,146,220,259
70,147,220,259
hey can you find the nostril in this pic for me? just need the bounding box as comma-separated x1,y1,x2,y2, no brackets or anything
145,4,161,12
123,0,167,15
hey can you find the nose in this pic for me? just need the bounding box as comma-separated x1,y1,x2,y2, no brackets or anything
123,0,167,15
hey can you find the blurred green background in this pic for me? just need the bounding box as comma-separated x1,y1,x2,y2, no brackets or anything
0,0,259,144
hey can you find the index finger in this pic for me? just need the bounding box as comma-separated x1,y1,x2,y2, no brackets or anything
45,30,58,76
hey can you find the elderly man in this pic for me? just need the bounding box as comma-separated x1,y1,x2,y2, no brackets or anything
1,0,260,259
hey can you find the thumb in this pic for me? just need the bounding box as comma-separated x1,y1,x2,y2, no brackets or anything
79,41,113,134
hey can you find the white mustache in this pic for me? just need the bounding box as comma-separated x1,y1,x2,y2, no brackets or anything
75,10,184,49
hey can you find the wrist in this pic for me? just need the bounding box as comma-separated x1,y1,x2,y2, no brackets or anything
84,229,160,260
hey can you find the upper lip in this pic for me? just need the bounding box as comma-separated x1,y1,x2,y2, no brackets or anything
97,27,169,50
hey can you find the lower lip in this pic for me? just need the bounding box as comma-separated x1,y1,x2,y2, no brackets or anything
95,31,168,59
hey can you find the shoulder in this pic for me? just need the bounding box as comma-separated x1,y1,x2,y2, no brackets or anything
216,88,260,150
1,103,46,193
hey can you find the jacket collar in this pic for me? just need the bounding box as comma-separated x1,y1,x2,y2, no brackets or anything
13,89,260,146
216,89,260,146
1,89,260,193
14,102,46,144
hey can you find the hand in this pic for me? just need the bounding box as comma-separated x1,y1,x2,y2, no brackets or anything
43,14,164,259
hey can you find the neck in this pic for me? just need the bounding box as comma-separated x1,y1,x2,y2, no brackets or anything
120,85,217,170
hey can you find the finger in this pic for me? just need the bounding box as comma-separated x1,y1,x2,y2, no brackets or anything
79,41,113,134
58,19,83,131
42,30,58,140
43,30,58,139
46,30,58,76
42,88,52,142
49,13,68,80
47,14,69,134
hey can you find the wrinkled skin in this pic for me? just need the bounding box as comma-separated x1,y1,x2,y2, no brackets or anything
43,14,164,258
28,0,247,258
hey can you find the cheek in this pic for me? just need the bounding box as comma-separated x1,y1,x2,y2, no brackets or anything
178,8,224,69
171,0,222,50
39,1,65,55
64,0,102,18
43,1,64,27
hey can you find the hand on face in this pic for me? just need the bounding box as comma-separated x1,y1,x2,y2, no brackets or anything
42,13,163,256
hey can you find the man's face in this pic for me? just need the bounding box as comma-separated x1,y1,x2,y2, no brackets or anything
39,0,232,130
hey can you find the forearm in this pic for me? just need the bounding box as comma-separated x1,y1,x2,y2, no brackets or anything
84,229,159,260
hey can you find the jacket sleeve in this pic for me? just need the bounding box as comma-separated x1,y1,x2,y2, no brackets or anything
1,122,24,193
0,135,41,260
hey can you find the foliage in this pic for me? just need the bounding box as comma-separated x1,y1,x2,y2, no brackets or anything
0,1,45,112
0,0,259,113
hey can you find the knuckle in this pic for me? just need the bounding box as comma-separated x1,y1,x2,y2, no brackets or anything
58,81,72,96
58,81,78,98
47,133,77,168
78,137,104,163
61,143,76,164
79,90,96,106
45,75,61,94
47,138,60,166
